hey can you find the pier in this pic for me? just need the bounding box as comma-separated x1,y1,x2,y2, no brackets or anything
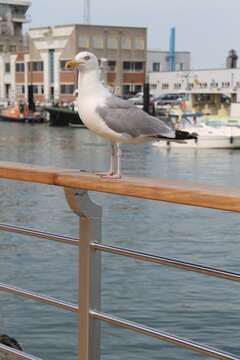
0,161,240,359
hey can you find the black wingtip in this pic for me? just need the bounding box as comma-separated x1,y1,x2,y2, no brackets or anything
175,130,198,140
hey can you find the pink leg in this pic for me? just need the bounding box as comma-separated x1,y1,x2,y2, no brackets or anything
96,143,122,178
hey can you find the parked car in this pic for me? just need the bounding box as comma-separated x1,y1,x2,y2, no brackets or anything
154,93,186,106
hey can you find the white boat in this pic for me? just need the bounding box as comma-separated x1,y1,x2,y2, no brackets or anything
153,116,240,149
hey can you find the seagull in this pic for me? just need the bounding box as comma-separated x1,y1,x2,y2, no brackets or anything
65,52,197,178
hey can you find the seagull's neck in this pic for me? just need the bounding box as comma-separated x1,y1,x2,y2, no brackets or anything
78,69,107,95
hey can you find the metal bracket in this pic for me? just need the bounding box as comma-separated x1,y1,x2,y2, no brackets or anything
64,188,102,219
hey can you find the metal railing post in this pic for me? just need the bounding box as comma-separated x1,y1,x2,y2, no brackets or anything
64,188,102,360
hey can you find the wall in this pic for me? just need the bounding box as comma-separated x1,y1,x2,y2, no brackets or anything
147,50,191,73
150,68,240,96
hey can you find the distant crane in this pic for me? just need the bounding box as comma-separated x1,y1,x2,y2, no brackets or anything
83,0,91,24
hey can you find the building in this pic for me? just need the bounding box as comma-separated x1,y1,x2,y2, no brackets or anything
0,0,30,102
0,0,30,54
150,67,240,96
147,49,191,74
1,23,147,104
150,68,240,114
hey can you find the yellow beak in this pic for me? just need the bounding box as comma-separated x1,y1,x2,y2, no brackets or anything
65,59,80,69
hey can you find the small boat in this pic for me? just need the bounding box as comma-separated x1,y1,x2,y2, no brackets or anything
0,105,26,123
0,104,45,123
153,115,240,149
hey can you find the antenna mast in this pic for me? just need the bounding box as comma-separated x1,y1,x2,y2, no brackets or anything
84,0,90,24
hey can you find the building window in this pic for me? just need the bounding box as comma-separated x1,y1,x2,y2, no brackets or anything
32,85,39,94
16,85,25,95
0,45,4,53
176,63,184,71
122,84,131,95
123,61,131,71
93,36,104,49
16,63,25,72
221,81,230,88
123,61,144,72
5,63,10,73
134,84,142,92
41,85,44,95
33,61,44,72
121,37,131,49
152,62,160,72
108,60,116,71
150,84,157,90
162,83,169,89
174,83,182,89
134,38,145,50
135,62,143,71
9,45,16,53
28,61,44,72
60,84,75,94
79,35,89,48
1,23,8,35
107,37,118,49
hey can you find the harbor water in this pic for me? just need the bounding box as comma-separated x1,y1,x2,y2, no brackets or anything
0,122,240,359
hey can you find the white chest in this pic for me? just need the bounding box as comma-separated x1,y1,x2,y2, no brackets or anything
77,94,102,127
77,94,117,139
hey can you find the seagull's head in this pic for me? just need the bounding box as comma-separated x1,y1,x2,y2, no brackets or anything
65,52,99,72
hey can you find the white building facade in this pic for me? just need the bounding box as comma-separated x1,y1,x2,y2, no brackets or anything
150,68,240,97
147,50,191,74
150,68,240,115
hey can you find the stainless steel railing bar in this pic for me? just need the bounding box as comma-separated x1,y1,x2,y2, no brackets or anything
0,283,78,313
90,310,240,360
92,243,240,282
0,343,42,360
0,223,79,246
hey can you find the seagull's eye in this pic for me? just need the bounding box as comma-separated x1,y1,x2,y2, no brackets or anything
84,56,90,60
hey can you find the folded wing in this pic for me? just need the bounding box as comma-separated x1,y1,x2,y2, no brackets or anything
96,95,176,139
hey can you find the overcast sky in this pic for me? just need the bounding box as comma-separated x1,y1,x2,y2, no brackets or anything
27,0,239,69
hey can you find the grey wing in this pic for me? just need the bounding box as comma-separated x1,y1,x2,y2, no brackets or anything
96,95,175,138
104,95,136,109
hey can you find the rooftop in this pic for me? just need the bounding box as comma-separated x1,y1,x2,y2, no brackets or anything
29,23,147,31
0,0,31,6
148,49,191,54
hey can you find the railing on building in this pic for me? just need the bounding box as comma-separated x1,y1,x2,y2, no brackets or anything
0,161,240,360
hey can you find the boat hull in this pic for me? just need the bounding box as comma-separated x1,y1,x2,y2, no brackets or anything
154,135,240,149
0,115,26,123
45,107,84,127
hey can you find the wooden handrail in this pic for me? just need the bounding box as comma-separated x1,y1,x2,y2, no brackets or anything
0,161,239,212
